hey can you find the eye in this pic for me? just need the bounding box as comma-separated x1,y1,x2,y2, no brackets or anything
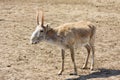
40,30,43,32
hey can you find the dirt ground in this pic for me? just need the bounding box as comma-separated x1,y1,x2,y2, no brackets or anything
0,0,120,80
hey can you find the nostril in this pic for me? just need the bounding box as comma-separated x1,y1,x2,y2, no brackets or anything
30,41,33,44
30,42,34,44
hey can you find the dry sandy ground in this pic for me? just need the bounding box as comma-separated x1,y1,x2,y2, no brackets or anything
0,0,120,80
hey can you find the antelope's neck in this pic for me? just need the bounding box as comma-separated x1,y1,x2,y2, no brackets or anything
45,28,58,42
45,28,69,49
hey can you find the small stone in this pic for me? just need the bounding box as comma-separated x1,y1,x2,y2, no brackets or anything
7,65,11,67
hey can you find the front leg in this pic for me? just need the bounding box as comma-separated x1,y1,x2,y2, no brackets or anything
69,46,77,75
58,49,65,75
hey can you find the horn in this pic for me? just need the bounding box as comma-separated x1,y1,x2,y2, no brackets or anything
41,11,44,26
37,11,39,25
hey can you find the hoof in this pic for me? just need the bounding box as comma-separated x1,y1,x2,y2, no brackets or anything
82,66,87,69
58,70,63,75
58,73,62,75
90,68,94,71
70,72,77,75
58,72,62,75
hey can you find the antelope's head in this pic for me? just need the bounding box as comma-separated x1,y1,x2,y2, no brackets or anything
30,11,50,44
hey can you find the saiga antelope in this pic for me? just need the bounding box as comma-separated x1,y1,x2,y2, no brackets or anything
30,11,96,75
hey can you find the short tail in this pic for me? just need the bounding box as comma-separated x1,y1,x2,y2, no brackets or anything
88,24,96,39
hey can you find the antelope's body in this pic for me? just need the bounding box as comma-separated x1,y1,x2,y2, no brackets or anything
48,21,95,49
30,11,96,75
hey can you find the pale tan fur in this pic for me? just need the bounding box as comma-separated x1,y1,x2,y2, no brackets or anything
31,12,96,75
44,21,96,75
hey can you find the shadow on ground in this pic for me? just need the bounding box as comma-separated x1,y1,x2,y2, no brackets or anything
66,68,120,80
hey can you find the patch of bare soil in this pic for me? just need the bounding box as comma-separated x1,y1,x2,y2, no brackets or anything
0,0,120,80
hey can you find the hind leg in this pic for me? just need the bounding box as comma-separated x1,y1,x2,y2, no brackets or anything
90,45,95,70
82,44,91,69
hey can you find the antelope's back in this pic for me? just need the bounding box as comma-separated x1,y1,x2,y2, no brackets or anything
56,21,96,46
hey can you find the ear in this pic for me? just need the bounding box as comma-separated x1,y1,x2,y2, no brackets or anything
46,24,49,28
41,11,44,27
46,23,51,27
46,24,49,31
37,11,39,25
45,24,51,31
37,10,44,27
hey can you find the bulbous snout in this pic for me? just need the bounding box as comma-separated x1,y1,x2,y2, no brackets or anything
30,38,40,44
